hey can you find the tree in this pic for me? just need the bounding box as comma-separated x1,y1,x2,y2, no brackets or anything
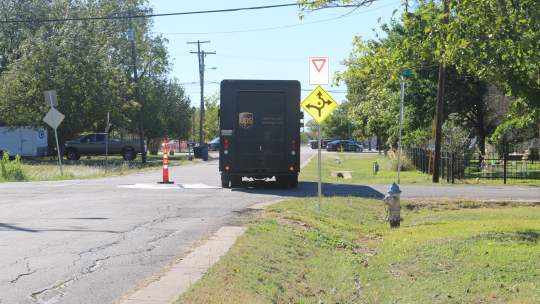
203,92,220,142
0,0,175,156
128,76,192,154
305,119,319,139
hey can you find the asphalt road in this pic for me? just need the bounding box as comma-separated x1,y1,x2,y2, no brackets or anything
1,146,538,303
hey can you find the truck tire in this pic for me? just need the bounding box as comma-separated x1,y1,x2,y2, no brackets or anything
230,176,241,188
221,180,230,188
290,176,298,188
65,149,80,160
122,148,136,161
214,146,219,151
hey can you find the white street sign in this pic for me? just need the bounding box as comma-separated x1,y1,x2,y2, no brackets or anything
309,57,329,85
44,90,58,107
43,108,64,129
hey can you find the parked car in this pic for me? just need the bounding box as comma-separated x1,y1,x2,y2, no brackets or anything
206,137,220,151
310,139,331,149
64,133,145,160
326,140,363,152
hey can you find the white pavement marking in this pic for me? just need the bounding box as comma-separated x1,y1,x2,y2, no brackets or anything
118,183,221,189
119,226,246,304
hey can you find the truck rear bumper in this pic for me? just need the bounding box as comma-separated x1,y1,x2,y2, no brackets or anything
221,171,298,180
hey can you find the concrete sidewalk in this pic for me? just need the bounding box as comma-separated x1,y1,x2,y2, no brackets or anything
118,226,246,304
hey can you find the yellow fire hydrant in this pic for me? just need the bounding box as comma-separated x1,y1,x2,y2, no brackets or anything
382,183,403,228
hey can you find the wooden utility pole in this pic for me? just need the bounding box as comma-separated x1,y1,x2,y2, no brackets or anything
187,40,215,147
432,2,449,183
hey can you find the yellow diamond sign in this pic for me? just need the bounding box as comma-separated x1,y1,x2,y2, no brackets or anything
301,86,338,124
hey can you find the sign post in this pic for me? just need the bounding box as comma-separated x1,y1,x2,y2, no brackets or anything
105,112,109,173
301,85,338,210
397,70,412,184
43,90,64,176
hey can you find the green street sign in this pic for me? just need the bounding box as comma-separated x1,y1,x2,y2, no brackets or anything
399,70,412,76
346,120,352,124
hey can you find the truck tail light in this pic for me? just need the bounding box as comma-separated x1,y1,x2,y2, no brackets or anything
226,166,229,170
224,145,228,149
290,167,293,171
292,145,295,150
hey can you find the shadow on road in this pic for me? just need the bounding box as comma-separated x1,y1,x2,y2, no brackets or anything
231,181,384,199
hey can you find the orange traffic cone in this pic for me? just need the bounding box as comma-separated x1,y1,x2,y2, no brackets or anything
158,140,174,184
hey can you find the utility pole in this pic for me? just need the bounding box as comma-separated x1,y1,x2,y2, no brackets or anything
432,2,449,182
188,40,215,147
113,10,148,163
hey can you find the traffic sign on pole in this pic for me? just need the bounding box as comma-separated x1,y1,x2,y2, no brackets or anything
309,57,329,85
44,90,58,107
43,108,64,129
301,86,338,124
302,85,338,211
43,90,63,176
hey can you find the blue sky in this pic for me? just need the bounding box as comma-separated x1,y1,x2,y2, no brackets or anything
148,0,402,119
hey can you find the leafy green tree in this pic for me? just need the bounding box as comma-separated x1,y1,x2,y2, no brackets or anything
128,76,192,154
305,119,319,139
203,92,220,142
0,0,176,157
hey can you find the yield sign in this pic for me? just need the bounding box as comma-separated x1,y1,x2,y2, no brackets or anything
309,57,329,85
301,86,338,124
312,59,326,72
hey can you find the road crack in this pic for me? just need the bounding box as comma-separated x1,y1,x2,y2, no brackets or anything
10,263,36,283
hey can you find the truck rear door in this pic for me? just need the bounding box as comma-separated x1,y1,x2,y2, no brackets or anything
236,91,285,171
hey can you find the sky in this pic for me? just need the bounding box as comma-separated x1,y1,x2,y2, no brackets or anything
147,0,403,122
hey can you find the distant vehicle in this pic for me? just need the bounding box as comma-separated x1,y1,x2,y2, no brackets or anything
219,79,301,188
64,133,145,160
326,140,363,152
0,127,48,157
311,140,330,149
206,137,220,151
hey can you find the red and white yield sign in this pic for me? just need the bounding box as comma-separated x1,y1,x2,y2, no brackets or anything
309,57,329,85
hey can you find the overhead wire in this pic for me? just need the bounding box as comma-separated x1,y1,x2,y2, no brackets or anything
0,4,297,23
0,23,133,68
153,2,400,35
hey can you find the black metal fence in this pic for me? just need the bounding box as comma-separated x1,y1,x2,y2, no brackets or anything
407,148,540,184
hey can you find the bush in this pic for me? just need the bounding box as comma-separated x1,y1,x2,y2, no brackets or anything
1,151,27,182
383,149,415,172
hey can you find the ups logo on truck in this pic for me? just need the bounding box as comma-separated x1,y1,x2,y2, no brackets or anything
239,112,253,129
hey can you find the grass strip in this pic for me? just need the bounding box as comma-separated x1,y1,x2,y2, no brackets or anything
299,153,540,186
1,155,205,182
176,197,540,303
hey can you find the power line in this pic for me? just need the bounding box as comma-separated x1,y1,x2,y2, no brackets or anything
0,23,132,67
0,4,297,23
152,2,400,35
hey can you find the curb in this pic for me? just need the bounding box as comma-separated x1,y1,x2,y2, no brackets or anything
118,226,246,303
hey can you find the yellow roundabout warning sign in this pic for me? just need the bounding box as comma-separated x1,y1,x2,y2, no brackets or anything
301,86,338,124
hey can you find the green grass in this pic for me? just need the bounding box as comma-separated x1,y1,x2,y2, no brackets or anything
175,197,540,303
0,154,205,182
299,152,540,186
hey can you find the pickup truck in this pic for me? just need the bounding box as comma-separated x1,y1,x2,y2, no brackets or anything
64,133,143,160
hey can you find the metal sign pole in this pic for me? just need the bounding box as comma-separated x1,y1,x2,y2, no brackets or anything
105,112,109,173
318,123,322,210
50,91,63,176
397,75,404,184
